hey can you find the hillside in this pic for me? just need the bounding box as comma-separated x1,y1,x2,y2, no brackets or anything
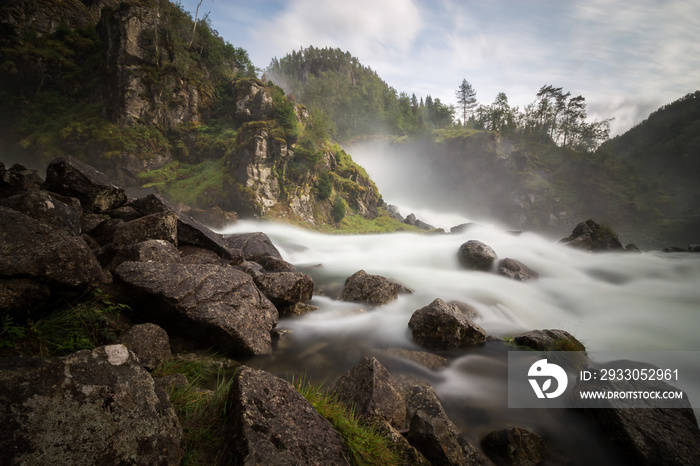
0,0,388,229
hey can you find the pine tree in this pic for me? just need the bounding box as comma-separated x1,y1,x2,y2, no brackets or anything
455,79,477,123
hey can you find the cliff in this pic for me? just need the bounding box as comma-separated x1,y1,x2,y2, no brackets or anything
0,0,381,228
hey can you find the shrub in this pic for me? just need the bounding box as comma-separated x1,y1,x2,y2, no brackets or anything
331,196,346,223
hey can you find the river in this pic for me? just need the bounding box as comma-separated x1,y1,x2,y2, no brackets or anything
217,152,700,464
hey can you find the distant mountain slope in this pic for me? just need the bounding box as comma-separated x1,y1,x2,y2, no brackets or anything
598,91,700,220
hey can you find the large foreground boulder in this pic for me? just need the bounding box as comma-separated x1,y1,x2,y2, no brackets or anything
0,207,104,289
252,271,314,312
0,190,82,236
341,269,412,306
334,357,406,429
0,344,184,465
43,157,126,213
559,219,624,251
113,261,278,357
409,298,486,349
224,231,283,261
571,377,700,465
223,366,349,465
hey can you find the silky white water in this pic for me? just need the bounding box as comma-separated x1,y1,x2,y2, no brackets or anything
218,216,700,464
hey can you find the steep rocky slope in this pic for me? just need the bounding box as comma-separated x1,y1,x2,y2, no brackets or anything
0,0,381,228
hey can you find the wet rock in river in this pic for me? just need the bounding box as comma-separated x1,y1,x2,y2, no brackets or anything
341,269,412,306
409,298,486,349
457,240,497,271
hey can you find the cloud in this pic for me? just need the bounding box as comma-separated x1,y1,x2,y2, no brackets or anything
252,0,423,62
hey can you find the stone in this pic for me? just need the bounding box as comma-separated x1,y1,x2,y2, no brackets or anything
179,245,228,266
457,240,497,270
334,356,406,429
570,377,700,465
113,261,278,357
87,217,124,246
514,329,586,352
252,272,314,308
0,190,82,236
404,383,489,465
0,278,50,316
111,239,181,269
447,300,481,319
375,420,431,465
189,206,238,230
119,323,172,371
480,427,547,466
223,366,348,465
225,231,283,261
0,163,43,199
0,207,104,289
409,298,486,349
559,219,624,251
0,345,184,465
43,157,126,213
109,205,142,222
341,269,412,306
130,194,243,263
625,243,642,253
255,255,296,272
497,258,539,281
112,212,178,249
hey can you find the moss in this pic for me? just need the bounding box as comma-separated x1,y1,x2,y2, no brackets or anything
137,158,226,208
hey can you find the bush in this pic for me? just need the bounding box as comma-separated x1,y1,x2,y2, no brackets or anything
316,170,332,200
331,196,346,223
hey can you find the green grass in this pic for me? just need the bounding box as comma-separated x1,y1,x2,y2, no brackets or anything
293,376,402,466
0,289,129,357
165,371,233,466
137,158,226,208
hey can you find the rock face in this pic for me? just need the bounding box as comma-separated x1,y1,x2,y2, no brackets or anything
341,269,412,306
223,366,349,465
113,261,278,357
409,298,486,349
480,427,547,466
457,240,497,270
0,344,184,465
0,207,104,289
497,258,539,281
334,357,406,429
560,219,624,251
43,157,126,213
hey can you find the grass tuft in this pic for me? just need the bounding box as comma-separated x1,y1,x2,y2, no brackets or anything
292,375,402,466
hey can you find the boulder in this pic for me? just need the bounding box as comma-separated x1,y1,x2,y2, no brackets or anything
457,240,497,270
112,212,178,249
0,190,82,236
341,269,412,306
88,218,124,246
130,194,243,263
514,329,585,352
113,261,278,357
0,162,43,199
225,231,283,261
108,205,142,222
571,377,700,465
0,207,104,289
404,383,489,465
179,245,228,266
189,206,238,230
409,298,486,349
253,272,314,309
559,219,624,251
255,255,296,272
0,278,50,316
497,258,539,281
119,323,172,371
334,356,406,429
375,420,431,466
223,366,348,465
111,239,181,269
480,427,547,466
404,213,435,230
43,157,126,213
0,345,184,465
448,300,481,319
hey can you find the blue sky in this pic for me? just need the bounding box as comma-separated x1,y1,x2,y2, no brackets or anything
178,0,700,135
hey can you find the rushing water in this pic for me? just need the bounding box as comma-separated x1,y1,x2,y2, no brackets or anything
218,216,700,464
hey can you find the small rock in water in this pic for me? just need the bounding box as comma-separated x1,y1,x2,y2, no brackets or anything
409,298,486,349
457,240,497,271
497,258,539,281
